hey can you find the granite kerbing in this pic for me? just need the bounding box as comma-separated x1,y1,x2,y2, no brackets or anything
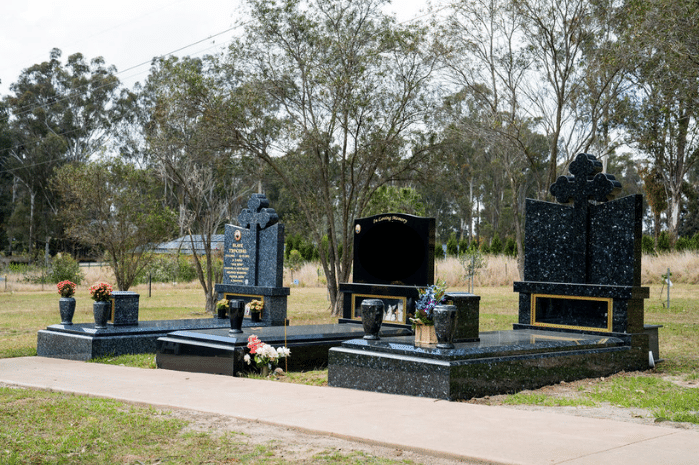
328,329,650,400
156,323,413,375
36,318,231,361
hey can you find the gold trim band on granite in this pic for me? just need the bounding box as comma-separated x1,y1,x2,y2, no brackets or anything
224,293,265,316
351,293,408,324
530,293,613,333
109,298,115,323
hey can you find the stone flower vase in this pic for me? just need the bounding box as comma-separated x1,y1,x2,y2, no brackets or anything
361,299,384,340
433,304,458,349
59,297,76,325
229,299,244,334
93,301,111,329
217,304,228,319
250,311,261,323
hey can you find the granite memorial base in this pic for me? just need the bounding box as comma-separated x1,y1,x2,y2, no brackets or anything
37,318,232,361
328,328,651,400
155,323,413,376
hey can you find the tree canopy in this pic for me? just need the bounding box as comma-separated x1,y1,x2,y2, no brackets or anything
2,0,699,312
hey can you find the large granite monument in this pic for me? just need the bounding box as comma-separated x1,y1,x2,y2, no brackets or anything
514,153,647,335
328,153,655,400
339,213,435,325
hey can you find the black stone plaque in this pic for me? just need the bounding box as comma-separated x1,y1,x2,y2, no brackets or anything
352,213,435,286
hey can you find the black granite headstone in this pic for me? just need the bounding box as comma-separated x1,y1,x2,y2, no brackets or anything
352,213,435,286
223,194,284,288
339,213,449,327
514,153,649,334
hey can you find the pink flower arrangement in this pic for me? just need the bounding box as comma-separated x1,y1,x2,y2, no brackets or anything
244,334,290,372
56,280,76,298
88,282,113,301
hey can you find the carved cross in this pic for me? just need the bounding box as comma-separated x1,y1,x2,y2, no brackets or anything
238,194,278,286
238,194,279,231
549,153,621,283
550,153,621,209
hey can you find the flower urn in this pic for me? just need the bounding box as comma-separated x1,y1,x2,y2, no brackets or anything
433,304,458,349
59,297,76,325
93,301,111,329
229,299,244,334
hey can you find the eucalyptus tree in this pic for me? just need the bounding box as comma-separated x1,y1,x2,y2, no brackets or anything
52,160,176,290
513,0,613,188
618,0,699,245
225,0,439,315
0,97,12,252
144,55,253,314
438,0,548,274
2,49,121,258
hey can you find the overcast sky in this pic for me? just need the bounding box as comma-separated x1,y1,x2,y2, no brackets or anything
0,0,432,96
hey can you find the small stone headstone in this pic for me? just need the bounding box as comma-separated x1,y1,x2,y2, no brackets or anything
223,194,284,288
216,193,290,327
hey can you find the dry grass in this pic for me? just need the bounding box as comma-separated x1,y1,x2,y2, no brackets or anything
642,252,699,285
2,251,697,293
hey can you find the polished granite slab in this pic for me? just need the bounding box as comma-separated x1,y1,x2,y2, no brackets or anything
156,323,413,376
334,328,626,360
328,328,651,400
37,318,232,361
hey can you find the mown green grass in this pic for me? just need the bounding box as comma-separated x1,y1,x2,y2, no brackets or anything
503,376,699,425
88,353,157,369
0,386,419,464
1,283,697,429
590,376,699,423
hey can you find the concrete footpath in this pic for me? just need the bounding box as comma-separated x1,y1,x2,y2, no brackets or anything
1,357,697,465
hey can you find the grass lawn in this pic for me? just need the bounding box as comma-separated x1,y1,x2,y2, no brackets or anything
1,283,697,462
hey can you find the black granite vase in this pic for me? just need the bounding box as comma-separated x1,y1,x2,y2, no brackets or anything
250,311,261,323
229,300,244,334
93,301,111,329
217,304,227,319
59,297,76,325
361,299,384,340
433,305,458,349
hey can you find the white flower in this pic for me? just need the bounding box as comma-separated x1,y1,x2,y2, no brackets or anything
277,347,291,358
243,354,251,365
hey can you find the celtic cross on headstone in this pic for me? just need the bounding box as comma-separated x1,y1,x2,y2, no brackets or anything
237,194,279,286
550,153,621,209
548,153,622,283
238,194,279,231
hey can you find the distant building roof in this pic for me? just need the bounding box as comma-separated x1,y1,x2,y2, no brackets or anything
154,235,224,255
